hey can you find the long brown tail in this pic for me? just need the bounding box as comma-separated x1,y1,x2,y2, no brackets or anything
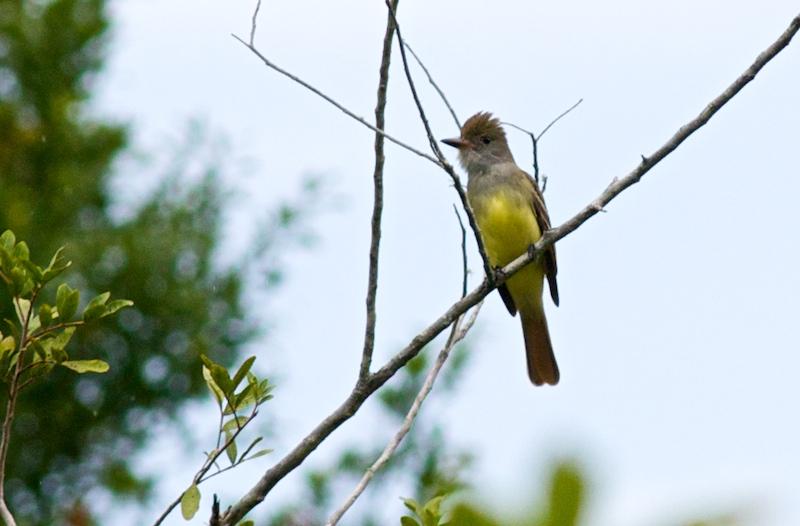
520,307,559,386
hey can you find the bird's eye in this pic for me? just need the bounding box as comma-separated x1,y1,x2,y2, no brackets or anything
480,136,491,145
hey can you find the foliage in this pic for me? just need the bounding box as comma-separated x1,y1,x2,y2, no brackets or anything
0,230,132,382
170,355,273,522
401,495,449,526
0,0,299,522
0,230,133,524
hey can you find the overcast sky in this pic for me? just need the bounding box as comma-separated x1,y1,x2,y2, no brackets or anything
96,1,800,524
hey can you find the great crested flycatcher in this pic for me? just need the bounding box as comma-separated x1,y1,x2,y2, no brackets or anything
442,112,560,386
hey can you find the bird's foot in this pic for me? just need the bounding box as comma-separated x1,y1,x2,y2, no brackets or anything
492,265,506,284
527,243,541,260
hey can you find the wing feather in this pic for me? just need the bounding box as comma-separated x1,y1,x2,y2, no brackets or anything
525,172,559,306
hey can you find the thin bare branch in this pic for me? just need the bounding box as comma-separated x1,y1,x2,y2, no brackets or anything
359,0,399,380
231,35,439,165
383,0,495,285
538,98,583,140
328,180,475,524
219,12,800,526
504,98,582,186
453,204,468,298
403,41,460,128
249,0,262,46
326,303,482,526
0,288,40,526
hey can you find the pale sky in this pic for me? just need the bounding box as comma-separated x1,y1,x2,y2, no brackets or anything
96,1,800,524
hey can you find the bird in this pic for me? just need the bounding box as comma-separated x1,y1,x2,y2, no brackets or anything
442,112,560,385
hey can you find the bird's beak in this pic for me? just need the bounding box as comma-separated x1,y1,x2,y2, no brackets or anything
441,137,469,149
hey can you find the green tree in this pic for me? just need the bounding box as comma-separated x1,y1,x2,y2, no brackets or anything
0,0,303,522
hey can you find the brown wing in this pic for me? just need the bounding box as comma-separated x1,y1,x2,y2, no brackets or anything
525,172,559,306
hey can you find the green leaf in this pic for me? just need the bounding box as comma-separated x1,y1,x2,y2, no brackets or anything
222,416,248,433
0,231,15,251
0,249,12,275
543,460,585,526
30,339,47,361
51,327,76,353
200,354,233,397
47,246,67,268
41,246,71,283
101,299,133,318
423,496,444,521
83,291,110,321
225,430,238,464
401,496,448,526
60,359,110,374
232,356,256,389
10,266,32,296
56,284,79,321
180,484,201,520
202,365,224,407
27,315,41,335
245,448,273,460
39,304,54,327
258,380,274,404
403,498,423,516
14,298,31,324
35,327,76,362
448,504,501,526
225,383,254,415
401,517,421,526
13,241,29,261
3,319,19,340
21,259,43,282
237,521,255,526
0,336,15,355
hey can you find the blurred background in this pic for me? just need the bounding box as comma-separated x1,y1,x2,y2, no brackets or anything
1,0,799,524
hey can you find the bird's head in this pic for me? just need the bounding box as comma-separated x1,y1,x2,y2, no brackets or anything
442,112,514,172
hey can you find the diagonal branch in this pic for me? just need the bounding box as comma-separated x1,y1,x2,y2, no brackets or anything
326,184,476,524
325,303,482,526
219,12,800,526
231,35,439,165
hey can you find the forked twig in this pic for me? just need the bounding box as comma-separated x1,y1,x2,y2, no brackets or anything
504,98,583,187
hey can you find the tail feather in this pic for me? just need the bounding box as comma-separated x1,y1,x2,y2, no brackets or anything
520,308,559,386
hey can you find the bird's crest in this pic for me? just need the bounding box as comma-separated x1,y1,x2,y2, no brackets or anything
461,112,507,142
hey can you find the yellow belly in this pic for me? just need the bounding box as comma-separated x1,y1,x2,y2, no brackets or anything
471,189,544,309
473,191,541,267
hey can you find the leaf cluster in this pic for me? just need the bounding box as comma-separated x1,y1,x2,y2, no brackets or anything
176,355,274,523
0,230,132,385
401,495,449,526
